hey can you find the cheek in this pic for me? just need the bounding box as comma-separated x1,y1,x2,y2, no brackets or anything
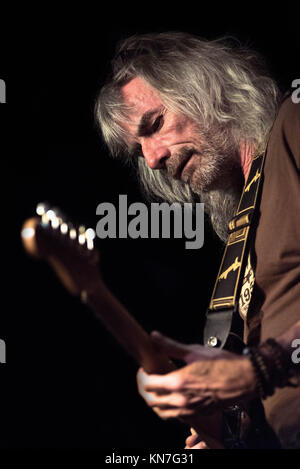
162,120,195,144
171,116,200,143
175,120,189,135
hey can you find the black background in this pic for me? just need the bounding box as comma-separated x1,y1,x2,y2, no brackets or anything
1,7,299,449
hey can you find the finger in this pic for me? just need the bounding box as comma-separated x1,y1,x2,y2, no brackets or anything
151,407,195,420
136,368,145,395
137,368,165,395
138,364,205,395
146,391,187,409
185,433,202,447
137,369,163,406
150,331,191,361
188,441,209,450
137,367,172,395
146,390,204,409
141,368,185,393
136,367,146,388
137,384,160,406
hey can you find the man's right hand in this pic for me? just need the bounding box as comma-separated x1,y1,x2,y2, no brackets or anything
184,428,209,449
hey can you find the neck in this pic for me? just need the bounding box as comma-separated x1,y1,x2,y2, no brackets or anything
240,142,254,182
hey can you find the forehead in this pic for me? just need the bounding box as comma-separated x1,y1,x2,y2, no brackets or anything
121,77,163,115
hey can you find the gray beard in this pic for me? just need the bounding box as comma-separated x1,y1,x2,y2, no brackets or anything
137,157,244,243
200,187,241,243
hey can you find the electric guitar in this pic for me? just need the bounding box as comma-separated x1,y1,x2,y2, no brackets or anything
21,202,224,448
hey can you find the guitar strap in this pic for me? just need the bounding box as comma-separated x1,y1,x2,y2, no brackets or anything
203,147,284,449
203,149,266,349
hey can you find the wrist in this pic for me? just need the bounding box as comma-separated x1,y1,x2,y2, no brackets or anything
242,346,271,399
239,355,259,397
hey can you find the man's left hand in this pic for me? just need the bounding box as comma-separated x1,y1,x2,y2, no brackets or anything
136,331,258,420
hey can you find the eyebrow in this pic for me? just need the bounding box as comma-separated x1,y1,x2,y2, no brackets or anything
137,107,164,137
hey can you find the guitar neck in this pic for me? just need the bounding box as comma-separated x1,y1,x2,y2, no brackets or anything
83,281,174,374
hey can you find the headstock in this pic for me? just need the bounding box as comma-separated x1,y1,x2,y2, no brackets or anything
21,204,175,377
21,203,100,296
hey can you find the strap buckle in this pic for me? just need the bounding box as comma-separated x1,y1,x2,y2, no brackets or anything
228,209,254,233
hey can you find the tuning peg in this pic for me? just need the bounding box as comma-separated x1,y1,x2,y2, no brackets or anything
36,202,49,216
21,226,35,240
85,228,95,239
42,209,61,230
78,226,86,245
45,209,56,221
35,202,51,226
85,228,96,250
41,213,50,226
51,215,61,229
69,226,77,240
60,222,68,235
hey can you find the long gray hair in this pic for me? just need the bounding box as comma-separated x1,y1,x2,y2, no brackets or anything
95,32,280,240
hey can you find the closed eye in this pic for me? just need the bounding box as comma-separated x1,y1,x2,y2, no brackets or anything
151,115,164,134
137,110,165,138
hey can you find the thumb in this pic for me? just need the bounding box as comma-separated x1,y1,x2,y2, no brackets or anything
150,331,190,361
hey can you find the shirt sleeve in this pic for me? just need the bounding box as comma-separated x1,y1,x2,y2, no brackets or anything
249,97,300,448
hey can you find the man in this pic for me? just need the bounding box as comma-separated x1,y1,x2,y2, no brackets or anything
95,32,300,448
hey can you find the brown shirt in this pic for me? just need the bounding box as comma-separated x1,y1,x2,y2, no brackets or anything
246,97,300,447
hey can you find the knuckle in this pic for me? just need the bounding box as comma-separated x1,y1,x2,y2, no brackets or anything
176,394,188,407
171,374,185,390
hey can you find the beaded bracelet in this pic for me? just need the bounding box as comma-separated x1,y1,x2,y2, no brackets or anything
263,338,292,386
243,338,297,399
242,346,274,399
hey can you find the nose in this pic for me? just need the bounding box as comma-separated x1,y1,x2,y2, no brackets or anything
141,137,170,169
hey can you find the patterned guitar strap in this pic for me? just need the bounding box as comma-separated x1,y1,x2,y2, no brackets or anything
204,150,266,350
203,148,281,448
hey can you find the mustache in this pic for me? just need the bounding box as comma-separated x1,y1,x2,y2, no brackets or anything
165,146,195,179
